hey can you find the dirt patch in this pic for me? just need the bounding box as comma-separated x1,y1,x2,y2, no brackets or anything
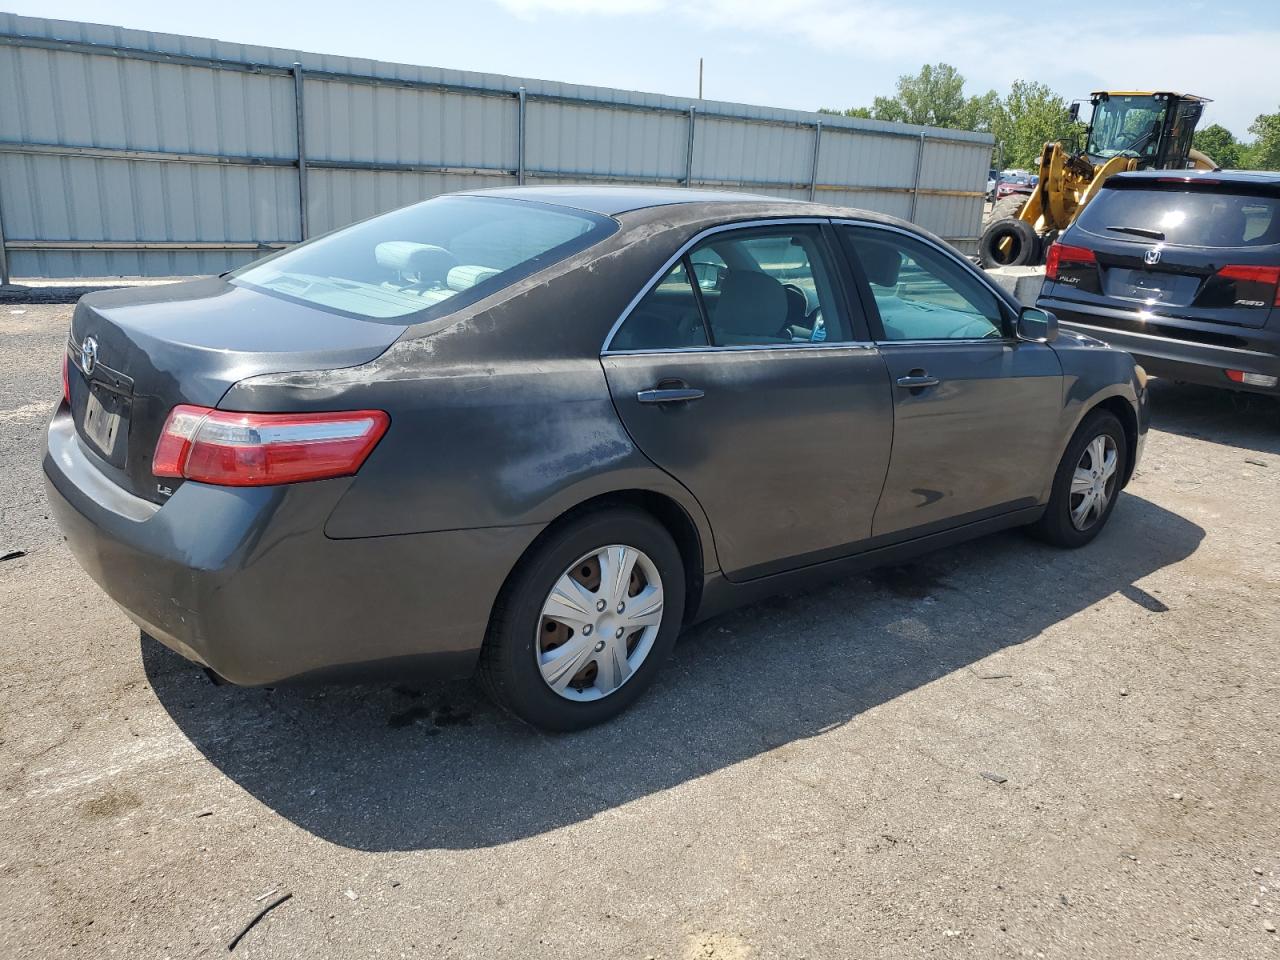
80,789,142,820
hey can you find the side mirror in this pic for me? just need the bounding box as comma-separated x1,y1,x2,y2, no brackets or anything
1069,101,1080,123
1017,306,1058,343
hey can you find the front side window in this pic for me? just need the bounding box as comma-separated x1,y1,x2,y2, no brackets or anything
1087,95,1168,161
610,225,850,351
233,196,614,321
842,228,1005,341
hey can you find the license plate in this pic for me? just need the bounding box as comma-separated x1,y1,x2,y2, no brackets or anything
83,386,129,464
1104,267,1199,307
1128,277,1169,300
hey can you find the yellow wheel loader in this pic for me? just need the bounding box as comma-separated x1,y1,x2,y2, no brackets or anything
979,92,1216,266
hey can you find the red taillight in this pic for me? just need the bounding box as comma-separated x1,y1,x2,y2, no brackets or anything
1045,243,1096,281
152,405,390,487
61,351,70,405
1217,264,1280,306
1225,369,1279,387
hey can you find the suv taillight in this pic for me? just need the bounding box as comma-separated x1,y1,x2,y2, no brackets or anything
1217,265,1280,307
1045,243,1096,281
153,405,389,486
61,351,70,405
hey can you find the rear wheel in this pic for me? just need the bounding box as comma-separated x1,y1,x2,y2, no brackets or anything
1030,410,1128,548
478,508,685,731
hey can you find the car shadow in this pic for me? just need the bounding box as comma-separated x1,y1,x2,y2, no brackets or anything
1147,379,1280,456
144,493,1202,852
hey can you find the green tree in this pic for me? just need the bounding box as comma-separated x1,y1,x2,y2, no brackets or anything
871,63,968,127
817,67,1075,168
989,80,1078,169
818,106,873,119
1192,124,1241,168
957,89,1003,134
1247,108,1280,170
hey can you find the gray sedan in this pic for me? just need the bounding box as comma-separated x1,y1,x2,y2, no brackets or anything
44,187,1149,730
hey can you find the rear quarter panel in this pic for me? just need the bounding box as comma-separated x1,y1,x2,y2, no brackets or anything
219,207,735,576
1047,330,1146,494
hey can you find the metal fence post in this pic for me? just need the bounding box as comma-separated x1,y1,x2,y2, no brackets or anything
517,87,527,185
908,131,926,222
808,121,823,201
0,189,10,286
684,106,696,187
292,63,309,241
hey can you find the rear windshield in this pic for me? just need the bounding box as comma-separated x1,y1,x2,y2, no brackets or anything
233,196,615,320
1077,186,1280,248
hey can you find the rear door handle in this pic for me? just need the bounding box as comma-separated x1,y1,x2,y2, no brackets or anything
637,386,705,404
895,374,939,389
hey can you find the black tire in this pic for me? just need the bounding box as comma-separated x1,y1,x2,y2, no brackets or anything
1030,410,1128,548
978,216,1042,267
478,507,686,731
988,194,1028,223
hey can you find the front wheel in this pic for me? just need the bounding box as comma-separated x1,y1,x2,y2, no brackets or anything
478,508,685,731
1030,410,1128,548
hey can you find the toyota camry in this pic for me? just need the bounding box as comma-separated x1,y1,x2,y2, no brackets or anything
45,187,1148,730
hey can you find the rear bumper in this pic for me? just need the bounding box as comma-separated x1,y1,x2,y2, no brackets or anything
1042,298,1280,395
43,409,540,685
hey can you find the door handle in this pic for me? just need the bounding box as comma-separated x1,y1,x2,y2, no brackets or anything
637,386,705,404
895,374,939,389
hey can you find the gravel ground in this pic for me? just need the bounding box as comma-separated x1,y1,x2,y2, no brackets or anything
1,302,1277,959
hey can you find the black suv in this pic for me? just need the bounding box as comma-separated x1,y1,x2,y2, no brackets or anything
1037,170,1280,395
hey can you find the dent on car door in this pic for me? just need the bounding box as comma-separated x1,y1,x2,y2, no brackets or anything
838,224,1064,539
601,222,895,580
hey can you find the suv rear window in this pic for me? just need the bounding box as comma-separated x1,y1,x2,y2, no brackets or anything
233,196,615,321
1076,186,1280,249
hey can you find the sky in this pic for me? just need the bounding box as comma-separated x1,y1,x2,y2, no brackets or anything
7,0,1280,136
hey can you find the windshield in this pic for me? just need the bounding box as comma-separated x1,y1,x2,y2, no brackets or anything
1077,186,1280,248
233,196,614,321
1087,95,1168,161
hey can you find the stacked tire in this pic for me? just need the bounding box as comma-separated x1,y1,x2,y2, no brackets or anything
979,195,1041,267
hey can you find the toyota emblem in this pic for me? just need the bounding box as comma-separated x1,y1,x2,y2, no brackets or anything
1144,248,1161,266
80,336,98,375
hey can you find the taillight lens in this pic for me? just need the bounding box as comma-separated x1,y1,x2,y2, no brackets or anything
1045,243,1096,281
153,405,389,486
1225,369,1279,388
1217,264,1280,307
61,351,70,405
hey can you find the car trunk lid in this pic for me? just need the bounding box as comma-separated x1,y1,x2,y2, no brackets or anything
67,277,407,504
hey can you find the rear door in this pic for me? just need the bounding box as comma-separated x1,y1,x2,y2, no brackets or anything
602,221,894,581
836,223,1063,539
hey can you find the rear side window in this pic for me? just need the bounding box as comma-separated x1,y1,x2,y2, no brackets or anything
608,261,709,352
696,228,848,346
233,196,614,321
608,225,851,351
1076,187,1280,248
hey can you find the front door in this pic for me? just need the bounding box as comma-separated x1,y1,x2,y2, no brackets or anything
838,224,1064,539
602,222,894,580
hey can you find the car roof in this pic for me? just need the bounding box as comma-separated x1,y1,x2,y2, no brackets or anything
457,185,801,216
1107,169,1280,188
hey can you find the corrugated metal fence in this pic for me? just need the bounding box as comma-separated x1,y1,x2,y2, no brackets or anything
0,13,994,282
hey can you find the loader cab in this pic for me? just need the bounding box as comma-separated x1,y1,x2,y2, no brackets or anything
1085,92,1207,170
